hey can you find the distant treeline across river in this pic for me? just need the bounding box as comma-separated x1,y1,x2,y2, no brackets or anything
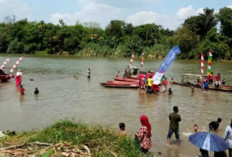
0,7,232,60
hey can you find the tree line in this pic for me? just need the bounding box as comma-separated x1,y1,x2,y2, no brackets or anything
0,7,232,59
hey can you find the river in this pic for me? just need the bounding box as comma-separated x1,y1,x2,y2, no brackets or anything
0,56,232,157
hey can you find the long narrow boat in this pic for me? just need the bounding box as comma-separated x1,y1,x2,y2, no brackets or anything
0,75,11,82
100,80,139,88
114,77,138,82
101,84,139,88
173,81,232,92
173,74,232,92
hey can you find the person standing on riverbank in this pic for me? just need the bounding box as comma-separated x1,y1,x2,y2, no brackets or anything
224,119,232,157
135,115,152,153
167,106,181,146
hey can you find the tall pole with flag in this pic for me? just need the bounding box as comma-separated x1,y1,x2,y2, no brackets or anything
129,52,135,68
207,49,213,76
141,52,144,68
10,57,23,73
1,58,10,69
201,53,204,76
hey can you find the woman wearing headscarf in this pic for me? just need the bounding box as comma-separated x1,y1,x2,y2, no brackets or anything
224,118,232,157
135,115,152,153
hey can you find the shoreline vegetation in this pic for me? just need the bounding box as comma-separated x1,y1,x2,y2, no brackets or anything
0,120,153,157
0,7,232,60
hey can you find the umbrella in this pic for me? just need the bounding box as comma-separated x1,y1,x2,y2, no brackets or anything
189,132,229,152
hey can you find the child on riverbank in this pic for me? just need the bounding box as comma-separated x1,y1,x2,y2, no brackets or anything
119,123,126,136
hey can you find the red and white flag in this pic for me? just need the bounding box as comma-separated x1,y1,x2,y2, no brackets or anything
10,57,23,72
201,53,204,75
141,52,144,67
1,58,11,69
129,52,135,67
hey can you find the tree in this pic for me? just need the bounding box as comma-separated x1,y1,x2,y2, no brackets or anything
198,8,218,37
133,24,160,47
217,7,232,38
174,25,199,58
105,20,125,38
191,29,230,59
184,16,201,34
184,8,218,37
0,26,11,52
7,38,24,53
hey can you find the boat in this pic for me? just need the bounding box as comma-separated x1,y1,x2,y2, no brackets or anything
0,75,11,82
173,73,232,92
101,83,139,88
100,80,139,88
114,77,138,82
0,68,11,82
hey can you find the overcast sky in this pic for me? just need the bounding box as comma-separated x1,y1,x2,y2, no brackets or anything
0,0,231,30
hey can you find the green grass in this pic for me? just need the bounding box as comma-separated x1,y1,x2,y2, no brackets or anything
0,120,150,157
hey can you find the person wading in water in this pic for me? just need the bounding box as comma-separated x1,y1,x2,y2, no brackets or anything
167,106,181,146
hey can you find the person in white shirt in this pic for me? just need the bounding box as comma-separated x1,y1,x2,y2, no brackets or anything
16,69,22,76
224,119,232,157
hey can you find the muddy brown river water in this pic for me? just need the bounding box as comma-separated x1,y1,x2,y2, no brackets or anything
0,56,232,156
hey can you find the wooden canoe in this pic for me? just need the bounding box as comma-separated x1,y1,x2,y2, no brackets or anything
173,81,232,92
114,77,138,82
100,80,139,88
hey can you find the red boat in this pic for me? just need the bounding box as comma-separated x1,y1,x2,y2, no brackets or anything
0,68,11,82
0,75,11,82
114,77,138,82
100,80,139,88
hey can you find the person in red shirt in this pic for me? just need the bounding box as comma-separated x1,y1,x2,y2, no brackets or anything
138,73,145,89
115,71,120,78
150,72,155,78
135,115,152,153
152,84,160,93
146,71,151,79
214,73,221,88
209,72,214,85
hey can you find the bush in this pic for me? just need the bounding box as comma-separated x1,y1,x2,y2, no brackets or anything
35,49,49,55
0,120,146,156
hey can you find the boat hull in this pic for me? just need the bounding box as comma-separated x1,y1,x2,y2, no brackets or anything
0,75,11,82
173,82,232,92
114,77,138,82
100,80,139,88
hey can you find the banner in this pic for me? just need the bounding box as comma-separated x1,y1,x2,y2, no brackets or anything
152,46,181,85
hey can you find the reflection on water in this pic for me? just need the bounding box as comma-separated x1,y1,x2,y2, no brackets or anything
0,56,232,157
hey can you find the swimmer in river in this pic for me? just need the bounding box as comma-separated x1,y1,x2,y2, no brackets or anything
34,87,39,95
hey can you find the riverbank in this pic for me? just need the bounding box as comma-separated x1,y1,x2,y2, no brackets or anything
0,120,152,156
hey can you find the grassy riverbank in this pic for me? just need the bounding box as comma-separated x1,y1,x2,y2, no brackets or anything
0,120,151,156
